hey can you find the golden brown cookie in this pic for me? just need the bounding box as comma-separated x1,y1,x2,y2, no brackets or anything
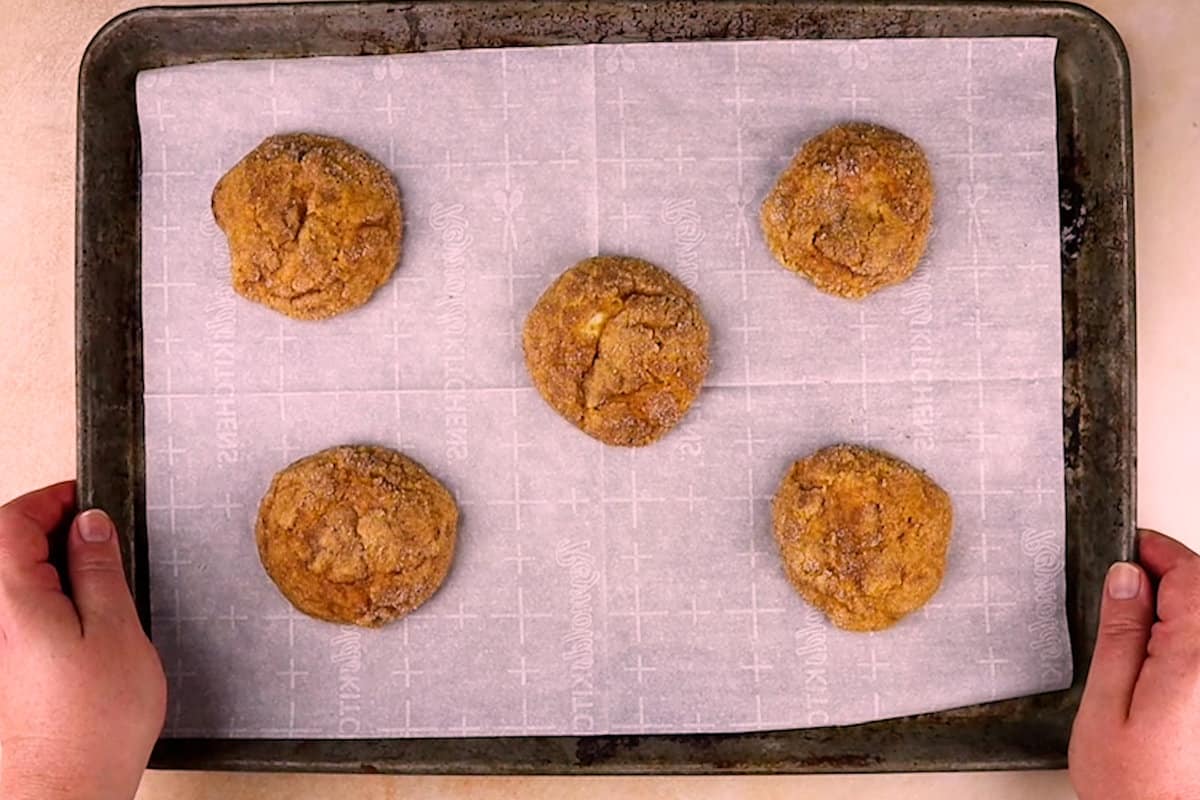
760,122,933,299
772,444,953,631
255,445,457,627
522,255,710,447
212,133,403,320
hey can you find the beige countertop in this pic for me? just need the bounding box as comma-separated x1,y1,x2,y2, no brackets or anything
1,1,1196,797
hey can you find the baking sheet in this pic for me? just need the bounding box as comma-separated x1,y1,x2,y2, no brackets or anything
136,38,1069,739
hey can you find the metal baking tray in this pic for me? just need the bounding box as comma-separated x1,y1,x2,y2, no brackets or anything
76,0,1135,774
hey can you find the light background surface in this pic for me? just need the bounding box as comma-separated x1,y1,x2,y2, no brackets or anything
0,0,1195,796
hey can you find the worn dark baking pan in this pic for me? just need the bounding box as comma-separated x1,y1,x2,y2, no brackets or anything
76,0,1134,774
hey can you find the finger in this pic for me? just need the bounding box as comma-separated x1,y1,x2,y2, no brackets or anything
1137,529,1200,625
0,480,76,531
67,508,140,637
1137,528,1200,580
1078,561,1154,724
0,481,75,572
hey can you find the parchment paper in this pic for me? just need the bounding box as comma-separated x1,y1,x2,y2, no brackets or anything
136,38,1069,738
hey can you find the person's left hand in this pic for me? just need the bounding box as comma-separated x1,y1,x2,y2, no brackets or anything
0,481,166,800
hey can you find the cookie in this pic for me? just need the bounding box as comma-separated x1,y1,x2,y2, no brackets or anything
522,255,710,447
760,122,933,299
212,133,403,320
255,445,457,628
772,444,953,631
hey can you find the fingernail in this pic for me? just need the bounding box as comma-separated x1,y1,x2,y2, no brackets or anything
77,509,114,543
1107,562,1140,599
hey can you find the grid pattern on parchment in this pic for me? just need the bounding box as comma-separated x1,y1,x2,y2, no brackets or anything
137,39,1069,739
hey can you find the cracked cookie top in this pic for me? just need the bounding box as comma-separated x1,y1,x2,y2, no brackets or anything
522,256,711,447
212,133,403,320
255,445,457,627
772,444,953,632
760,122,933,299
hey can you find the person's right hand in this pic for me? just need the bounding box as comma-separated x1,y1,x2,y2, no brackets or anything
1069,529,1200,800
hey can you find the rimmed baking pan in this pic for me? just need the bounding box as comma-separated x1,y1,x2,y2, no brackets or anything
76,0,1134,773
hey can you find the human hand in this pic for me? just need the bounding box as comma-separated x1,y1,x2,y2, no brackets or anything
1069,529,1200,800
0,482,165,800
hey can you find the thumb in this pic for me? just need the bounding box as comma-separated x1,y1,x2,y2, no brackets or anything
1077,561,1154,724
68,508,140,636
